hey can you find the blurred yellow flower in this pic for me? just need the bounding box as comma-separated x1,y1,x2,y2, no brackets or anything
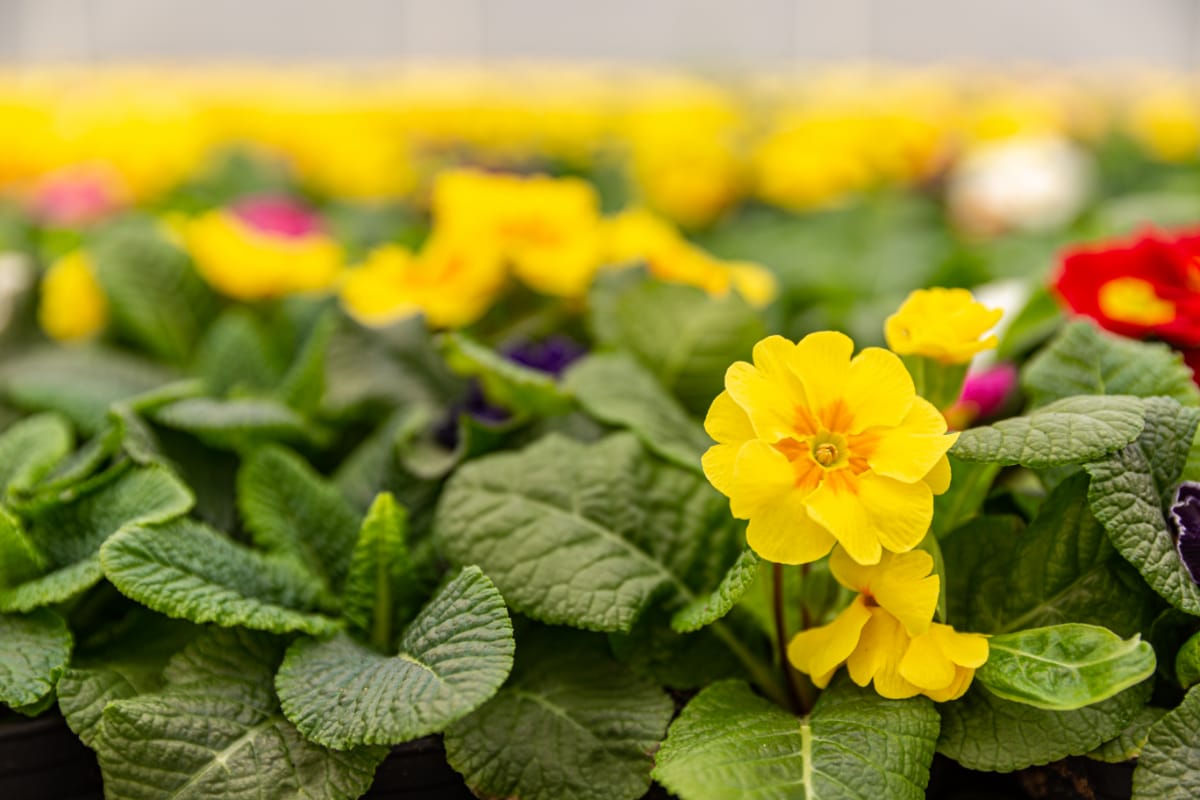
787,546,988,701
183,199,342,301
1126,86,1200,163
703,332,957,566
340,236,506,329
603,209,776,307
39,251,108,342
433,169,602,298
885,288,1003,364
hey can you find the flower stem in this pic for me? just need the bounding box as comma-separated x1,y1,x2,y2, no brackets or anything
773,563,811,715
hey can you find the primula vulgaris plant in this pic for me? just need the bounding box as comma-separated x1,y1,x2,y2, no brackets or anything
4,210,1200,800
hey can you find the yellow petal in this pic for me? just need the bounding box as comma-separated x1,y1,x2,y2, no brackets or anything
805,478,881,566
787,595,872,687
728,440,794,518
846,607,921,699
842,347,916,433
898,628,958,691
751,336,808,405
854,472,935,555
724,361,800,442
746,489,837,565
923,454,952,495
827,544,875,592
701,443,740,497
922,666,976,702
703,391,755,444
828,547,938,635
866,397,958,483
728,262,778,308
791,331,855,419
933,624,990,668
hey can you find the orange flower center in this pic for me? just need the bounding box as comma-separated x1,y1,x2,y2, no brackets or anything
814,442,838,466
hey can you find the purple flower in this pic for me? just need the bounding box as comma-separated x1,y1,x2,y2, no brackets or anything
1170,481,1200,584
502,335,586,377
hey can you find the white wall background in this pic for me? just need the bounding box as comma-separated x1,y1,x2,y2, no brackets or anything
0,0,1199,66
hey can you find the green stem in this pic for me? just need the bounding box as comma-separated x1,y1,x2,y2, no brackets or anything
774,563,812,715
710,619,790,710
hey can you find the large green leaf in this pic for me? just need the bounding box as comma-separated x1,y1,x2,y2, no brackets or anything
0,609,71,711
0,412,73,496
950,395,1145,468
279,309,337,417
1088,706,1166,763
193,309,285,396
937,680,1150,772
0,557,104,613
95,628,382,800
275,566,513,748
0,507,44,588
653,678,939,800
976,624,1155,710
1023,320,1200,408
434,433,739,633
238,444,361,592
341,492,419,648
440,331,572,417
153,397,319,450
1132,686,1200,799
100,520,338,635
445,627,673,800
672,549,760,634
1084,397,1200,613
563,353,710,473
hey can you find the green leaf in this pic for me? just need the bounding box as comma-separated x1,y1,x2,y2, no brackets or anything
588,275,763,415
1023,320,1200,408
0,609,72,711
1084,397,1200,614
238,444,361,592
445,626,673,800
275,566,513,748
671,549,760,633
951,395,1145,468
653,678,939,800
0,557,103,613
0,412,73,496
341,492,419,648
995,286,1062,361
0,507,44,588
440,331,573,416
193,309,285,396
931,456,1000,538
279,309,337,417
1176,629,1200,689
95,628,383,800
564,353,710,473
1132,685,1200,799
937,680,1150,772
434,433,739,633
1088,706,1167,763
100,519,339,635
976,624,1155,711
153,397,319,450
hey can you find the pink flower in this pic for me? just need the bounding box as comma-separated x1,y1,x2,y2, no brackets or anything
230,195,321,239
945,363,1017,429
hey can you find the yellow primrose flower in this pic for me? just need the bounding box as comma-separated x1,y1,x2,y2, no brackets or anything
603,209,776,308
39,251,109,342
788,546,988,701
340,236,506,329
183,198,343,301
702,332,957,566
432,169,602,299
885,288,1003,365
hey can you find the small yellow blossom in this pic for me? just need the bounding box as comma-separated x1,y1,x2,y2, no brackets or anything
885,288,1003,364
340,236,506,329
703,332,957,566
38,251,109,342
183,209,342,301
432,169,602,299
788,546,988,701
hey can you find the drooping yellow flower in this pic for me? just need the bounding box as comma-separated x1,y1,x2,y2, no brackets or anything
432,169,602,299
788,546,988,701
183,198,343,301
702,332,957,566
38,251,109,342
340,236,506,330
603,209,776,308
885,288,1003,365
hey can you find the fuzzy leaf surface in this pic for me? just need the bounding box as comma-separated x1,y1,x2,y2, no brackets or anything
0,609,71,711
1132,686,1200,799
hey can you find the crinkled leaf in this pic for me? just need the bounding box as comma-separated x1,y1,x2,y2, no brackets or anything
977,624,1155,710
0,609,71,712
1023,320,1200,408
153,397,319,450
564,353,710,473
0,506,44,588
237,444,361,592
1132,685,1200,799
1089,706,1167,763
937,680,1150,772
341,492,419,646
951,395,1144,468
445,626,672,800
1084,397,1200,614
100,519,338,635
193,309,285,396
0,556,103,613
672,549,760,633
279,309,337,417
95,628,382,800
276,566,513,748
441,331,572,417
0,412,73,496
654,678,939,800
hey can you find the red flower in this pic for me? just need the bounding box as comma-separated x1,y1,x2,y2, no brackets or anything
1052,229,1200,347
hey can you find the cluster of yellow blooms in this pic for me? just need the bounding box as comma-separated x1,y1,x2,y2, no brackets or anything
3,67,1200,228
702,288,1001,701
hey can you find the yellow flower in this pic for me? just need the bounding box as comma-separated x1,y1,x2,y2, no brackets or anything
788,546,988,701
885,288,1003,365
340,236,506,329
38,251,108,342
183,203,342,301
603,209,776,308
702,332,957,566
432,169,602,299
